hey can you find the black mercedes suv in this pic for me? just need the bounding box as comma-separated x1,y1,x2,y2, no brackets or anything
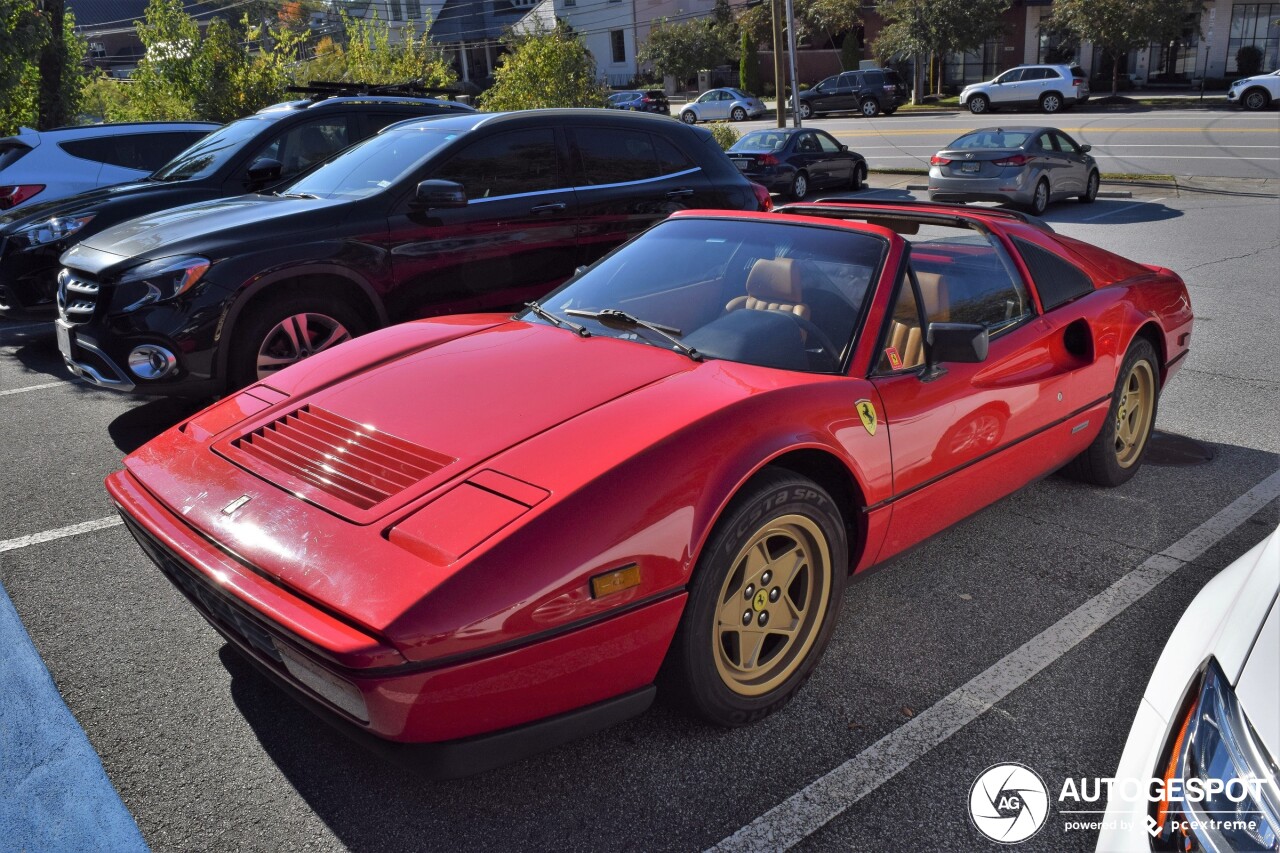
55,109,769,396
0,88,474,317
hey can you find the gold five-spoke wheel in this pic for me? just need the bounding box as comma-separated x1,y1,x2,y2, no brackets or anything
713,515,831,696
1114,360,1155,468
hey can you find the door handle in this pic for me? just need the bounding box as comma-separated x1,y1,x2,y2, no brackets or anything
666,188,695,199
530,202,566,214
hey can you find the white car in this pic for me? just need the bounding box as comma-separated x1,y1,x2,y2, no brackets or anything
959,64,1089,115
0,122,217,212
1098,526,1279,852
1228,70,1280,111
679,88,766,124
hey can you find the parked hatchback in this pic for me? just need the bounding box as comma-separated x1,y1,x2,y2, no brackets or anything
0,122,217,212
794,68,907,118
55,109,767,396
928,126,1099,215
679,88,767,123
606,90,671,114
959,65,1088,114
0,91,473,317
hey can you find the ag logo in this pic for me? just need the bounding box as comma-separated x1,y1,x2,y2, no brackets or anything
968,763,1049,844
856,399,877,436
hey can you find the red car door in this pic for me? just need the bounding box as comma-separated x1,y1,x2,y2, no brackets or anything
867,239,1092,560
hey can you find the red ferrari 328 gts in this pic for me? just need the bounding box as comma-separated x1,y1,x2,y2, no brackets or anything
107,200,1192,776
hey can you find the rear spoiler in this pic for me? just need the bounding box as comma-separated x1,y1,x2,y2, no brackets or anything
0,127,39,151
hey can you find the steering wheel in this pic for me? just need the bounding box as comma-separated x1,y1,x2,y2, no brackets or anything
785,313,841,371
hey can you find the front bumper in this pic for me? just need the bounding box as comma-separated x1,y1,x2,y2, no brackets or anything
106,467,685,771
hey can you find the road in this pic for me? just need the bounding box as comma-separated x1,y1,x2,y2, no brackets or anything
1,180,1278,852
734,109,1280,180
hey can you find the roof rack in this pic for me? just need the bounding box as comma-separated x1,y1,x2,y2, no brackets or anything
795,197,1047,227
286,81,462,101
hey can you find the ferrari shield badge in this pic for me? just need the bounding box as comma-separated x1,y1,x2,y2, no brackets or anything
856,399,878,436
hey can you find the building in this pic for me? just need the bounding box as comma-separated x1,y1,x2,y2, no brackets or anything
70,0,222,78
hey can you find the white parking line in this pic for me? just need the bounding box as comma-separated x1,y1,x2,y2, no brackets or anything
0,380,74,397
1081,198,1167,222
710,468,1280,853
0,516,123,555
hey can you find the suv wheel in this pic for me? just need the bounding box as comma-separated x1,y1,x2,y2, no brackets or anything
967,94,989,114
860,98,880,117
1040,92,1063,113
229,291,368,389
1242,88,1270,111
798,101,813,120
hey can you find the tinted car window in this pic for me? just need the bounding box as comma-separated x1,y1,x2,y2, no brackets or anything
839,73,860,87
57,137,116,165
288,126,462,200
576,128,662,183
60,131,208,171
865,71,884,86
0,145,28,171
152,117,268,182
995,69,1024,84
251,117,353,182
653,136,694,174
950,130,1033,149
1013,238,1094,311
435,129,561,199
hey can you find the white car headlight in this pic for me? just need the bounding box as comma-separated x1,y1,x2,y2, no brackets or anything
1150,660,1280,852
114,255,211,313
17,213,95,247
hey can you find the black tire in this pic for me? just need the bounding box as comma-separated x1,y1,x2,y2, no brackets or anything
227,290,369,391
860,98,880,117
850,162,866,191
1242,88,1270,111
1079,170,1099,203
680,110,698,124
968,94,989,114
1026,179,1050,216
662,468,848,726
731,106,747,122
798,101,813,120
1040,92,1063,114
1064,338,1160,487
791,170,809,201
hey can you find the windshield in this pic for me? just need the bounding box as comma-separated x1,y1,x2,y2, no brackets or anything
948,130,1032,149
731,131,790,152
526,218,885,373
285,127,463,200
151,117,265,182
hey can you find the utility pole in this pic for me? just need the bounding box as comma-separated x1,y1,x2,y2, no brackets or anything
784,0,801,127
771,0,785,128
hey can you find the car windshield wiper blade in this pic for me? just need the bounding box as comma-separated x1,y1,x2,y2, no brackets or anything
525,301,589,336
565,308,702,360
278,191,319,199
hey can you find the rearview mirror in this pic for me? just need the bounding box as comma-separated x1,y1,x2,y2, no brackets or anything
245,157,282,186
922,322,988,381
413,179,467,209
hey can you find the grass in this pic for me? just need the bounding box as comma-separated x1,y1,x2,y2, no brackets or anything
896,96,960,112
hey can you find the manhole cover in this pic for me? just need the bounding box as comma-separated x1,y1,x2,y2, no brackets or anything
1145,431,1215,466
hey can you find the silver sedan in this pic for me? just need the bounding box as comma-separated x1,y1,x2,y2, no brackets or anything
679,88,767,124
927,126,1099,215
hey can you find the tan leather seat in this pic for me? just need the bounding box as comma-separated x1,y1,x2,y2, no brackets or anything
915,271,950,323
887,320,924,368
725,258,811,320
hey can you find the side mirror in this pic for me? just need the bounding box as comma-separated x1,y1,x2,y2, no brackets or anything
413,179,467,209
840,144,849,151
1080,143,1092,153
245,157,282,186
922,322,988,381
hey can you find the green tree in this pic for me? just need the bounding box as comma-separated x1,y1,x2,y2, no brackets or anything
482,21,605,110
738,0,860,51
639,18,734,88
0,1,49,133
296,12,456,89
839,31,859,70
1050,0,1186,96
739,29,762,94
37,0,86,129
1235,44,1263,77
872,0,1010,98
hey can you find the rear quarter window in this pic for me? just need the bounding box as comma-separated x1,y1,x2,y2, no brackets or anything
1014,237,1094,310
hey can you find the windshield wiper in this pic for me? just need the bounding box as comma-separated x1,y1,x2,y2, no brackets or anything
565,308,702,360
525,301,589,336
278,191,319,199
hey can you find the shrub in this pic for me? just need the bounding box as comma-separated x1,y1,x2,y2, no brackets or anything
706,121,739,150
1235,45,1263,78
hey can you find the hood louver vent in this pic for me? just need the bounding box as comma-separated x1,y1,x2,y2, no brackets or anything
231,405,453,510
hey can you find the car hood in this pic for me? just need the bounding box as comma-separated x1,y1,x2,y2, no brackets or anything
211,320,699,525
75,194,343,263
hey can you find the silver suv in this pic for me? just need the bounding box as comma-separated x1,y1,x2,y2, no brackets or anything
959,65,1089,115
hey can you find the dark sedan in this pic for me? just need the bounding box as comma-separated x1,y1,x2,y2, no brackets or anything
727,128,867,200
928,126,1099,215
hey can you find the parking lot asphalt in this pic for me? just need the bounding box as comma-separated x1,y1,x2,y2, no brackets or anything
0,180,1277,852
